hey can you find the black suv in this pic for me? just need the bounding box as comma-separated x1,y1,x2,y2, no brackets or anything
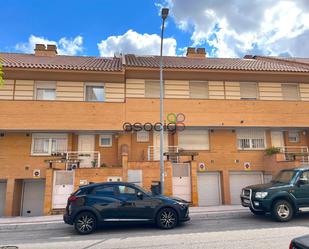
63,182,190,234
241,167,309,222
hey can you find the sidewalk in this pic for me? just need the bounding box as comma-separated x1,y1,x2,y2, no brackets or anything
0,205,249,231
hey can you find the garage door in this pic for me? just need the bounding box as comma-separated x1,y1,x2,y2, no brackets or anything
0,181,6,216
21,180,45,216
230,172,263,205
197,172,221,206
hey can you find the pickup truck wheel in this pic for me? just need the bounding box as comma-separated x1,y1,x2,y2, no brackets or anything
74,211,97,235
271,200,294,222
249,207,265,216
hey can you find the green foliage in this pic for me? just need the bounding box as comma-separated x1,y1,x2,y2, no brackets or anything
265,146,281,156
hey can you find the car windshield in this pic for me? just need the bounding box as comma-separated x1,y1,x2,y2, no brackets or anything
272,170,296,184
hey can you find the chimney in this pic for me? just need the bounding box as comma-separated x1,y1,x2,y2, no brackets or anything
186,47,206,58
34,44,58,56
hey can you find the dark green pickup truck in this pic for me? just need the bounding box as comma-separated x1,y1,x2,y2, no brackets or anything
241,167,309,222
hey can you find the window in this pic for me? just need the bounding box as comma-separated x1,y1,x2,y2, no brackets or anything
282,84,300,100
240,82,258,99
178,129,209,150
117,185,138,201
31,133,68,155
136,130,149,142
237,129,266,150
300,171,309,184
288,131,300,143
99,134,112,147
35,82,56,100
85,83,105,102
92,186,115,196
145,80,160,98
189,81,209,99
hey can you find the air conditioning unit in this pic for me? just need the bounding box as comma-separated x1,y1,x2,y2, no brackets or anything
107,176,122,182
68,163,79,170
33,169,41,178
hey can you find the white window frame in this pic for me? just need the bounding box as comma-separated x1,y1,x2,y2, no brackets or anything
99,134,113,147
178,129,209,150
237,129,266,150
31,133,68,156
35,81,56,100
288,131,300,143
136,130,149,142
84,82,105,102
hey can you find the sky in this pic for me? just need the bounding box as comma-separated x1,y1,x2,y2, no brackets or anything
1,0,309,58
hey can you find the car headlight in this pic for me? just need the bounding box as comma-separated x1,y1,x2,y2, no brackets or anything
177,202,188,209
255,192,268,199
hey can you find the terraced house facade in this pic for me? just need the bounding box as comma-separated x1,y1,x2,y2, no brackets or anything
1,44,309,216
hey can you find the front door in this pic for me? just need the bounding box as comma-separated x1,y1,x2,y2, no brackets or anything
172,163,192,202
294,171,309,207
78,134,95,167
115,184,156,220
271,131,285,148
52,171,74,209
153,131,168,160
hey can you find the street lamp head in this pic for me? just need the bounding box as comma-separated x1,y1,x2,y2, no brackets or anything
161,8,169,20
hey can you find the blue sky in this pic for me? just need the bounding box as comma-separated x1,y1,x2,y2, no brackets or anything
1,0,309,58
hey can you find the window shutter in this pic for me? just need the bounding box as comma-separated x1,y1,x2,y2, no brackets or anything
145,81,161,98
178,129,209,150
282,84,299,100
189,81,209,99
240,82,258,99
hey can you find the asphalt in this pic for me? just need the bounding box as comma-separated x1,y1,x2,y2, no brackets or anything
0,205,248,231
1,211,309,249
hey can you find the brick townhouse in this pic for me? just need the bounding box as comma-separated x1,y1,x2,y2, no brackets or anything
1,44,309,216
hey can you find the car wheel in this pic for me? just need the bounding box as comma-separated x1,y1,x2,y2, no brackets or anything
271,200,294,222
74,211,97,234
156,208,178,229
249,207,265,216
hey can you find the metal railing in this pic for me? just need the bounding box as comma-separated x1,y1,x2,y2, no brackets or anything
278,146,309,164
65,151,101,168
147,146,179,162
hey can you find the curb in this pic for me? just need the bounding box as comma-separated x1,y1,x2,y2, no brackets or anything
0,211,250,232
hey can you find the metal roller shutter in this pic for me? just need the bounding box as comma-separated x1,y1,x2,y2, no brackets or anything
0,181,6,216
197,172,221,206
229,172,263,205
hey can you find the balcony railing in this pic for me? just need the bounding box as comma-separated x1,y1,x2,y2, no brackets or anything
147,146,179,163
277,146,309,164
65,151,101,169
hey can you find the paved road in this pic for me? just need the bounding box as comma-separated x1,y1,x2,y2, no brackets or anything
1,213,309,249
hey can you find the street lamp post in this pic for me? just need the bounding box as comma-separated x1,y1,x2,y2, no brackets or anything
159,8,169,194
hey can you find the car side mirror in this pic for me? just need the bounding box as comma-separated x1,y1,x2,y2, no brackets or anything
137,191,143,199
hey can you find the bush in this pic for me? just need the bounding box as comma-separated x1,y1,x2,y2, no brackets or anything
265,147,281,156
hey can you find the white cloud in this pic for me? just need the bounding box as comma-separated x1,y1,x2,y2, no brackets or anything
162,0,309,57
97,29,177,56
15,35,83,55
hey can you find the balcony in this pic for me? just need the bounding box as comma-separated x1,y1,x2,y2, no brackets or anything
147,146,179,162
275,146,309,164
47,151,101,169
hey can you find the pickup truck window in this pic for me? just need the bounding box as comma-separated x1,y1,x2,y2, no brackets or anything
272,170,296,184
